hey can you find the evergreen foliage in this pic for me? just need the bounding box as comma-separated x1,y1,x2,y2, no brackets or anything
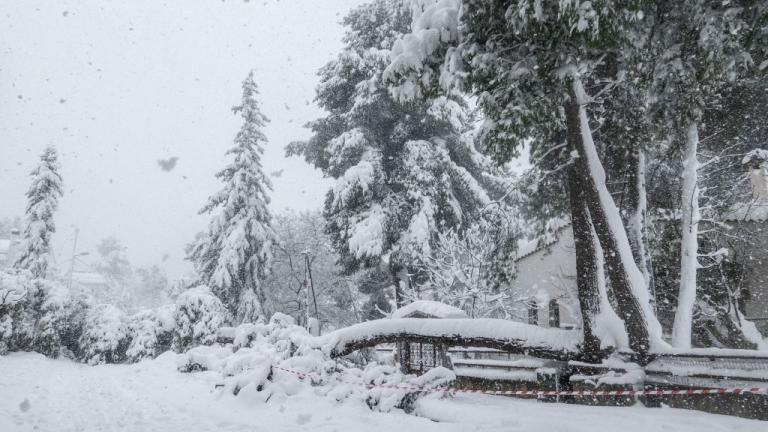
14,146,63,279
188,71,278,323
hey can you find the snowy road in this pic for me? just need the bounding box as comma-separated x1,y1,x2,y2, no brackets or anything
0,352,764,432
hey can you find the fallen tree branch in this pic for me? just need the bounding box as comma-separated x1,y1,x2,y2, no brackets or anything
315,318,585,361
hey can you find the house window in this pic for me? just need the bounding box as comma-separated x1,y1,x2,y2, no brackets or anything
527,301,539,325
549,299,561,328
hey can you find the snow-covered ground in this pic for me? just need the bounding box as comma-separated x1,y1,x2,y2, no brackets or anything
0,352,764,432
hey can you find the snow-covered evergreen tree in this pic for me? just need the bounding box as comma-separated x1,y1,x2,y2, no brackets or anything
14,146,63,279
188,71,278,323
386,0,666,358
288,0,502,308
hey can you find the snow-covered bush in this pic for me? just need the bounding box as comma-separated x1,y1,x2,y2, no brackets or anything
0,314,12,355
177,312,454,413
177,344,233,372
33,280,90,358
172,286,227,352
0,269,31,353
126,304,175,362
78,304,129,365
362,365,455,413
0,272,91,358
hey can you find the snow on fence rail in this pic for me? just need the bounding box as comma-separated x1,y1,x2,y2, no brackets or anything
312,318,583,360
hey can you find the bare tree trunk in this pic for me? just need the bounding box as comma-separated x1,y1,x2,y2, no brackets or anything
565,103,603,362
566,80,665,361
672,122,701,348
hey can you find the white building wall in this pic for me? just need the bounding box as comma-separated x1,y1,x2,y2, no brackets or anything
508,227,581,329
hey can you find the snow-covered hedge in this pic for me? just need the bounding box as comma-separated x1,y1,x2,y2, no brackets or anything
78,304,130,365
172,286,227,352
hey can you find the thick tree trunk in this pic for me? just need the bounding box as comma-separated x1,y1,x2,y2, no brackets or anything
566,80,665,361
672,122,701,348
565,105,603,362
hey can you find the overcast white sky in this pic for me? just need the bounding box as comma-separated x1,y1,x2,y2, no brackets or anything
0,0,367,278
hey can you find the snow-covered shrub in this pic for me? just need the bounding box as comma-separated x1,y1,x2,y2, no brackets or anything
0,314,12,355
33,280,90,358
176,312,454,412
172,286,227,352
126,304,175,362
0,270,31,353
177,344,233,372
78,304,129,365
348,364,455,413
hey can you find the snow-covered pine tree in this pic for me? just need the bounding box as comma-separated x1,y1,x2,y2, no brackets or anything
14,146,63,279
386,0,665,359
188,71,277,324
287,0,502,308
645,0,765,348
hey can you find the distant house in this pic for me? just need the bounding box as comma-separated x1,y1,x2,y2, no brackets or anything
720,150,768,336
0,229,21,269
510,223,580,331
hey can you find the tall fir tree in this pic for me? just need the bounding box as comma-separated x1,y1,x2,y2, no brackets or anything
15,146,63,279
188,71,277,324
288,0,503,309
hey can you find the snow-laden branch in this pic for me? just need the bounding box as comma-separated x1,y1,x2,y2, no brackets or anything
313,318,583,361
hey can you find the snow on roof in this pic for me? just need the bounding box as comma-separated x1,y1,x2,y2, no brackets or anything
0,239,11,253
516,218,571,262
391,300,468,319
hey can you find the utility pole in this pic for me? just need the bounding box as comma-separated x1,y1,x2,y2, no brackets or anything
67,227,79,291
302,250,319,335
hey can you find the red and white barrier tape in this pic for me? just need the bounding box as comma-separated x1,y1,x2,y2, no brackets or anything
272,365,768,398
